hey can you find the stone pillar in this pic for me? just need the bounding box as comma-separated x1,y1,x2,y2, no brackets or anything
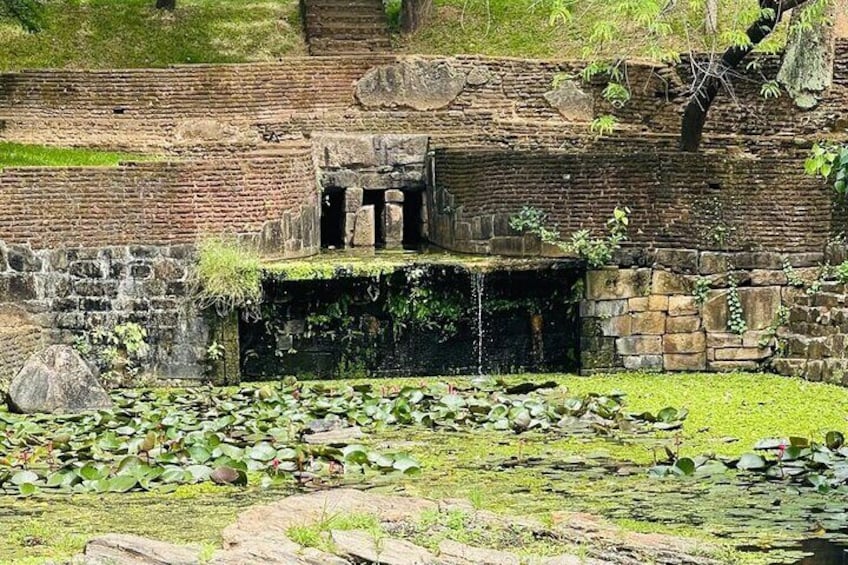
352,205,376,248
384,190,404,249
344,187,364,248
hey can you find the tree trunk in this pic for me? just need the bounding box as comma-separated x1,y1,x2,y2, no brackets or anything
400,0,434,34
680,0,810,152
777,0,843,108
156,0,175,10
705,0,719,34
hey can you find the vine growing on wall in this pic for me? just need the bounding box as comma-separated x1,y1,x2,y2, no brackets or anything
74,322,152,389
509,206,630,268
726,279,748,335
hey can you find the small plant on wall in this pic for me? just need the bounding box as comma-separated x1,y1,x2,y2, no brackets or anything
806,143,848,196
191,237,263,317
509,206,630,268
74,322,151,389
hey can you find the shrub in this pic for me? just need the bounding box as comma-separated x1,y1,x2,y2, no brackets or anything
192,237,263,314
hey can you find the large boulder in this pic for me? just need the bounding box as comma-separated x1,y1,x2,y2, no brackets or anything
7,345,112,414
355,57,467,111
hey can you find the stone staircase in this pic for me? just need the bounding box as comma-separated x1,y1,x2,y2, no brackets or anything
301,0,392,55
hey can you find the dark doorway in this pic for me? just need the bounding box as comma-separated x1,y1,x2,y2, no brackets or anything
363,189,386,247
403,190,423,249
321,189,345,249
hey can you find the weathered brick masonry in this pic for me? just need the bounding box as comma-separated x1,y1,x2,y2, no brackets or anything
429,141,843,255
0,149,319,252
1,45,848,383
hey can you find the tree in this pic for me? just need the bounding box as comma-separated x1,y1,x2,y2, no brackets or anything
680,0,815,152
548,0,832,152
400,0,434,33
0,0,41,31
156,0,175,10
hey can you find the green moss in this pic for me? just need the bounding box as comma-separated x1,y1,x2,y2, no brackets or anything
263,250,564,281
2,373,844,564
0,0,304,71
0,142,155,170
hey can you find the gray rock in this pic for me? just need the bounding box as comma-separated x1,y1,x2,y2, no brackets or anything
353,206,376,248
83,534,200,564
331,529,435,565
543,80,594,121
356,58,467,111
7,345,112,414
303,426,364,446
438,539,519,564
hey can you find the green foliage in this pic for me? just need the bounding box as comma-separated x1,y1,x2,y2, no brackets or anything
74,322,151,389
782,258,806,288
805,142,848,196
726,280,747,335
0,0,304,71
652,433,848,496
192,238,263,315
510,206,630,268
836,261,848,284
0,0,41,32
692,277,710,307
386,268,466,342
0,142,153,170
589,114,618,137
0,379,685,496
759,80,781,99
394,0,796,60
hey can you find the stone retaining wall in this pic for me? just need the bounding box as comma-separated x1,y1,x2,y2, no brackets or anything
430,143,843,255
4,46,848,149
0,241,208,383
580,250,821,374
0,150,319,255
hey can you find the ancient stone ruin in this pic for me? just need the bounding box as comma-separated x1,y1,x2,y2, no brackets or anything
1,28,848,390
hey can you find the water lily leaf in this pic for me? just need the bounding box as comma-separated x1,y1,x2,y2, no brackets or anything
18,482,37,497
188,445,212,464
673,457,696,476
11,470,39,486
342,445,369,465
754,438,785,450
827,431,845,451
185,465,213,482
210,466,247,486
108,475,138,493
392,455,421,475
247,443,277,462
737,453,767,471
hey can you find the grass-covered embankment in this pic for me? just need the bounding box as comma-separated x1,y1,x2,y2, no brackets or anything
0,0,305,71
0,142,155,170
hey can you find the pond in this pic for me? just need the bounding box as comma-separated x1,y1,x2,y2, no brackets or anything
3,373,848,564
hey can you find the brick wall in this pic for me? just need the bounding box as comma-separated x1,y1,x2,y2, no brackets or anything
0,149,319,253
429,141,842,254
0,305,42,400
3,45,848,149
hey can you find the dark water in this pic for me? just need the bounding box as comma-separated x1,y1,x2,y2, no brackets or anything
794,538,848,565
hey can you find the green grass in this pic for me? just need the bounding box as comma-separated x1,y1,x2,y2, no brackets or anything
0,0,305,71
0,142,154,169
392,0,789,60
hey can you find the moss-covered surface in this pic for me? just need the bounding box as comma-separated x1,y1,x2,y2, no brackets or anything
262,249,570,281
2,373,847,564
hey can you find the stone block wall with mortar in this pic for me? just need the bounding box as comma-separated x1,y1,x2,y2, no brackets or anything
580,250,822,374
0,241,209,398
